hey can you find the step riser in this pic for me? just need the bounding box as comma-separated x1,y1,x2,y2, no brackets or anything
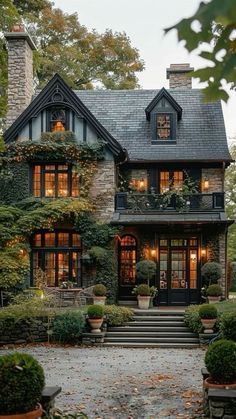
103,343,199,348
109,327,190,332
104,338,199,343
132,317,184,321
106,333,197,337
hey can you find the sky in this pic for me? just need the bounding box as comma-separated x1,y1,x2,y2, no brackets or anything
54,0,236,143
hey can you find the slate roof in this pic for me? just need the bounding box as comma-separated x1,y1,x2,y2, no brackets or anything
75,88,232,162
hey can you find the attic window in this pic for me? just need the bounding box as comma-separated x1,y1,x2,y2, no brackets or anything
50,109,66,132
157,114,172,140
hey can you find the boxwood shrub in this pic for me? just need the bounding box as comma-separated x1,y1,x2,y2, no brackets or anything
220,311,236,341
205,339,236,384
52,310,85,344
199,304,218,319
104,305,133,326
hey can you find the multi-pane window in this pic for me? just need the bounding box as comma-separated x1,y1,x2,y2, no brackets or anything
157,114,171,139
50,108,66,132
160,171,183,193
119,235,137,285
32,164,79,198
32,232,81,287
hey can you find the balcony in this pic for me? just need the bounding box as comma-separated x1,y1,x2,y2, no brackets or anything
115,192,224,213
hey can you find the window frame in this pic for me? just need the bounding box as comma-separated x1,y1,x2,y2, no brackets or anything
118,235,137,286
31,163,80,198
46,107,70,132
151,112,176,143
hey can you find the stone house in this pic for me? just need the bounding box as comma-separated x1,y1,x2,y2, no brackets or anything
2,27,233,306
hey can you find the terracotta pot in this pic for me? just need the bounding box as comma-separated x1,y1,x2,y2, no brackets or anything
137,296,151,310
88,317,103,333
204,377,236,390
0,404,42,419
93,296,106,305
201,318,216,333
207,296,220,304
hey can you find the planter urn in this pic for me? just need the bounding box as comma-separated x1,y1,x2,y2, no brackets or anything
88,317,103,333
207,296,220,304
93,296,106,305
204,377,236,390
201,318,217,334
0,404,43,419
138,296,151,310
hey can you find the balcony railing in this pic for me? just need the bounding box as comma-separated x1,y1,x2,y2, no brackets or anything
115,192,224,213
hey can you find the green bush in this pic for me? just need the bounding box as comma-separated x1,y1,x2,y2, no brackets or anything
133,283,151,296
220,311,236,341
184,305,201,333
199,304,218,319
87,304,104,318
229,262,236,291
0,352,45,415
52,311,85,344
136,260,156,282
103,305,133,326
206,284,223,296
201,262,222,284
93,284,107,296
205,339,236,384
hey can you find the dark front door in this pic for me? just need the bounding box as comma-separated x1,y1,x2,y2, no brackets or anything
159,238,199,305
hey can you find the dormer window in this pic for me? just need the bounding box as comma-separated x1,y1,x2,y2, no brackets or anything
157,114,172,140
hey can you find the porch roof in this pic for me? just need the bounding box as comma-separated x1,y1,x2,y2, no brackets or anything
111,212,233,225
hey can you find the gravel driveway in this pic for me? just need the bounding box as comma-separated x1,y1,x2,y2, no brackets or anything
0,345,206,418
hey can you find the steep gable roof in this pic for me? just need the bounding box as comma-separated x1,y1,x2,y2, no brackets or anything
3,74,126,160
145,87,182,121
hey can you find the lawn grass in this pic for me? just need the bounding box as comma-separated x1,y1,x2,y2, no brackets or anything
214,299,236,313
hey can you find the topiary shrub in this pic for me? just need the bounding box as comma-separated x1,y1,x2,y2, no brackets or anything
87,304,104,318
132,283,151,296
220,311,236,341
201,262,222,284
52,310,85,344
103,305,133,326
93,284,107,296
205,339,236,384
199,304,218,319
136,260,156,283
206,284,223,296
0,352,45,415
184,305,201,333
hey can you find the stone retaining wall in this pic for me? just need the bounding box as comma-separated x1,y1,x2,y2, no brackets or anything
0,317,48,345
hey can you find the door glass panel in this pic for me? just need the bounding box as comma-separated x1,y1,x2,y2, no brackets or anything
190,250,197,289
171,250,186,289
160,250,167,289
120,250,136,285
58,252,69,286
72,252,79,284
44,252,56,286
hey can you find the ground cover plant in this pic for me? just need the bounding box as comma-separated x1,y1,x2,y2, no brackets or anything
103,305,133,326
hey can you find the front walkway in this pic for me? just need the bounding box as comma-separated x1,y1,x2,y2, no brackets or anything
0,345,205,418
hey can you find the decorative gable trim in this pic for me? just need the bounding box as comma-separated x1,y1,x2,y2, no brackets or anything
3,74,126,161
145,87,182,121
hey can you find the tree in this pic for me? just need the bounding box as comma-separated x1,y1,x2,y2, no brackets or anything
225,144,236,260
0,1,144,124
165,0,236,102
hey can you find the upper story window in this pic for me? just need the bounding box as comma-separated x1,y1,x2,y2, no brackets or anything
160,171,183,193
49,107,68,132
33,164,79,198
157,114,172,139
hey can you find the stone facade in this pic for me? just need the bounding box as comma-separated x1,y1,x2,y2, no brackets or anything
5,29,36,128
166,63,194,89
202,168,224,193
90,160,116,221
219,232,227,295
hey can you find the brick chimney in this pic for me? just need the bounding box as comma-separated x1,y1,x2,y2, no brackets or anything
166,63,194,89
4,24,36,128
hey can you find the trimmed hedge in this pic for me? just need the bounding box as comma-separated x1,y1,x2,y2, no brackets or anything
220,311,236,341
52,311,85,344
104,305,133,326
205,339,236,384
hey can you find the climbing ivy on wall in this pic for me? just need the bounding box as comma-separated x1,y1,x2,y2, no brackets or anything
0,136,118,300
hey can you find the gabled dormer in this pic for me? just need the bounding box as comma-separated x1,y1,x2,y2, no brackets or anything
145,87,182,144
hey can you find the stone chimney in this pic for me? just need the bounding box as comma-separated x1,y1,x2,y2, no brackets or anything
4,24,36,128
166,63,194,89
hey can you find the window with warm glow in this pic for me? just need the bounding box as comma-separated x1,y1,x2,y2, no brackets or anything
50,109,66,132
32,231,81,287
157,114,171,139
32,164,79,198
160,171,183,193
119,235,137,285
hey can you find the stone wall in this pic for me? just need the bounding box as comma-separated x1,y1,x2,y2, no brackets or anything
202,168,224,193
0,317,48,345
90,160,116,221
5,30,35,128
166,64,193,89
218,232,226,295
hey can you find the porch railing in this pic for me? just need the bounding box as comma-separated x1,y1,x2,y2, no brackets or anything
115,192,224,212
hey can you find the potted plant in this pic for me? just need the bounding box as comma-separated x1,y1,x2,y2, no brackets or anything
87,304,104,333
0,352,45,418
201,262,222,285
199,304,218,333
206,284,223,303
136,260,156,285
93,284,107,305
204,339,236,389
132,284,151,309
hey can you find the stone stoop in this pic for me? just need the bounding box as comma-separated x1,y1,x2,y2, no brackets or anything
104,309,200,348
